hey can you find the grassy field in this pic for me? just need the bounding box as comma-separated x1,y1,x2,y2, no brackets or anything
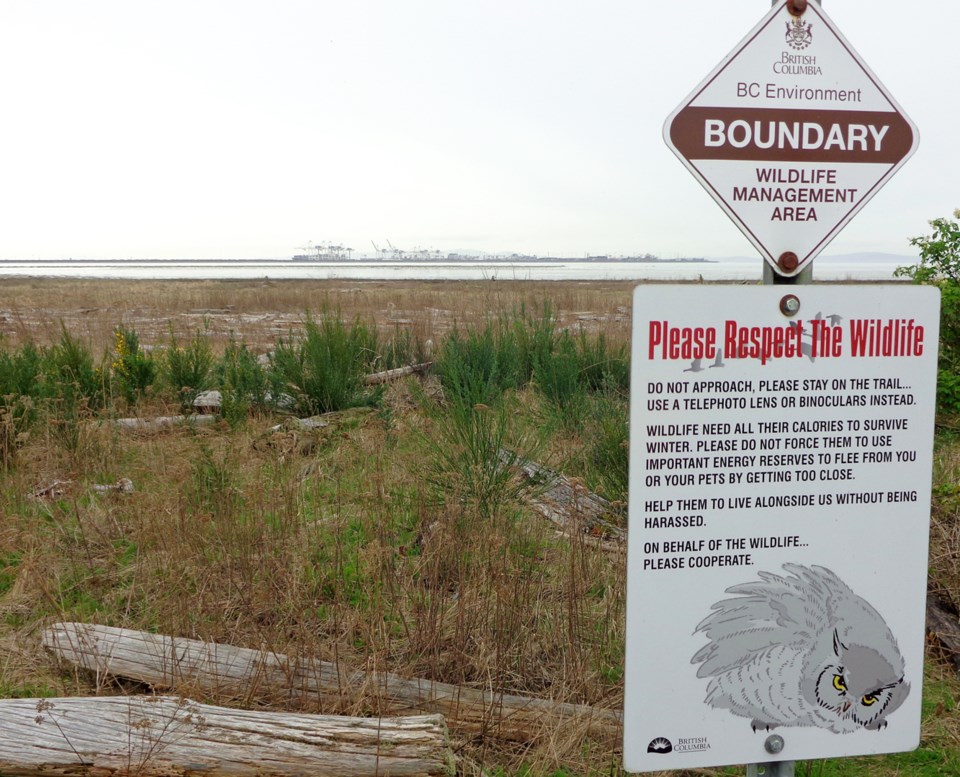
0,278,958,776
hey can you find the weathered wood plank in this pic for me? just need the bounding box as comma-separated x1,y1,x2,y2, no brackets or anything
0,695,452,777
43,623,621,743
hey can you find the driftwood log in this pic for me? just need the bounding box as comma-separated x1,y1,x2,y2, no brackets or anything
112,415,217,432
0,695,452,777
363,362,433,386
503,451,625,549
927,592,960,673
190,363,434,414
43,623,621,744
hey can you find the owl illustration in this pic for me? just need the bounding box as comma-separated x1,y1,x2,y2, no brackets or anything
691,563,908,733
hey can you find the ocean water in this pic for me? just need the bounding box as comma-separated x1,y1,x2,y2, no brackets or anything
0,258,905,282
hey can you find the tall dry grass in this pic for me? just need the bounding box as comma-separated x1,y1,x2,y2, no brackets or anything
0,278,634,353
0,279,633,776
2,278,959,777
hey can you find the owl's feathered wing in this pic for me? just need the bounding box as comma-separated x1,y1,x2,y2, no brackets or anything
692,563,832,678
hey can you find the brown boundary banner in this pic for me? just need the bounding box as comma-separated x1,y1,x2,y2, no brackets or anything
669,107,915,164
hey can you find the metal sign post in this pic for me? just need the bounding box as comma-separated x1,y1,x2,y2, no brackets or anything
754,5,815,773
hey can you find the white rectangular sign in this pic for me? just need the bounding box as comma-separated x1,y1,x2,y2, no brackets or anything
624,285,939,772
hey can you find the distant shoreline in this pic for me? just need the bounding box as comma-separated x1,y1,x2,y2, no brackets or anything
0,257,715,265
0,254,907,282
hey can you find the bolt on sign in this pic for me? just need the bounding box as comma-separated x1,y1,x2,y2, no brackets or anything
622,285,940,772
663,1,918,276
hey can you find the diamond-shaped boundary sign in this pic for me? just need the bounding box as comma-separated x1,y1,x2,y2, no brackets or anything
663,1,918,276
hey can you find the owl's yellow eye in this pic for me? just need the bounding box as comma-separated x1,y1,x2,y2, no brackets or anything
832,674,847,692
862,694,878,706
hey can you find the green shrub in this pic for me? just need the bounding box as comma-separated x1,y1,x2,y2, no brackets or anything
435,325,509,410
897,210,960,413
216,340,270,426
425,399,529,520
111,326,156,404
936,367,960,415
268,314,381,416
533,330,588,428
42,325,106,410
37,327,106,454
163,328,214,412
576,329,629,393
0,342,44,399
501,303,557,387
0,343,44,466
897,211,960,285
435,305,586,414
584,390,629,502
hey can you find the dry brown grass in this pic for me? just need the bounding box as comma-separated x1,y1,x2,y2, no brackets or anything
0,278,634,354
1,278,959,777
0,402,626,772
0,279,635,775
928,431,960,608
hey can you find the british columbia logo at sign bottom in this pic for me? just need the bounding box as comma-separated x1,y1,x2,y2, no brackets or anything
647,737,673,754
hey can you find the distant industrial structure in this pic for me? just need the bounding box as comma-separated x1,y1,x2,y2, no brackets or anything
292,242,354,261
293,241,707,264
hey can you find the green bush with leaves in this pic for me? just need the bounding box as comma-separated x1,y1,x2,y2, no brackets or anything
216,339,270,425
502,303,558,387
38,327,106,454
897,210,960,413
163,328,214,412
423,391,539,521
436,306,565,410
111,326,156,404
42,325,106,410
575,328,628,393
584,390,629,502
269,314,381,416
0,342,44,399
435,324,511,410
0,342,44,466
532,330,588,428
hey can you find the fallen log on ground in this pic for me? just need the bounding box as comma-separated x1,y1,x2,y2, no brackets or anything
0,695,452,777
30,479,135,500
112,415,218,432
43,623,621,744
927,592,960,673
190,364,433,414
363,362,433,386
502,451,625,549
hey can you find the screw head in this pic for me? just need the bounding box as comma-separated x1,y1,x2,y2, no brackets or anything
777,251,799,273
764,734,785,755
780,294,800,316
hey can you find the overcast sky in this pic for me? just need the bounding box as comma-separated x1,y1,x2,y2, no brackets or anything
1,1,954,261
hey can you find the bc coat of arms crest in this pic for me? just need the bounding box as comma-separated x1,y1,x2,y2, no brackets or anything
785,17,813,50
